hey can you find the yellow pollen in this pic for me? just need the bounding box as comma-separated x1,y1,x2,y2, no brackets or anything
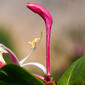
28,30,43,48
28,38,40,48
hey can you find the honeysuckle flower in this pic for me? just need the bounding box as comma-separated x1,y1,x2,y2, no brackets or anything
0,47,7,67
0,2,56,85
0,44,19,65
26,2,53,74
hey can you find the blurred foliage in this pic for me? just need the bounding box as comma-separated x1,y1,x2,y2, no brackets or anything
64,25,85,42
52,25,85,80
53,39,65,55
53,25,85,58
0,25,17,63
0,25,14,49
64,25,85,58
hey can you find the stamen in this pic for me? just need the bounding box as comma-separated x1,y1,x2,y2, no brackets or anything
40,30,43,39
28,38,40,48
21,62,47,75
20,48,34,65
28,30,43,49
20,31,43,65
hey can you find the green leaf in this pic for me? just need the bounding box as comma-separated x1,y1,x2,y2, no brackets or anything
0,64,45,85
0,80,20,85
58,56,85,85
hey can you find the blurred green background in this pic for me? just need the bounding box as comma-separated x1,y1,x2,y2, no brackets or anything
0,0,85,81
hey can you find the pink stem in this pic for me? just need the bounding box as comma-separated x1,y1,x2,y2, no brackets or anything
26,3,53,75
33,73,44,80
46,20,52,75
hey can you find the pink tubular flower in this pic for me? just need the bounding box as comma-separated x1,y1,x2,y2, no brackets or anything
27,3,56,85
26,2,53,75
0,2,56,85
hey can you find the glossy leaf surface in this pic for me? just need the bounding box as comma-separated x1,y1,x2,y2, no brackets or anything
0,64,45,85
58,56,85,85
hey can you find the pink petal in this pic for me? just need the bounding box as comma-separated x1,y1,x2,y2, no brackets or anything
0,61,6,68
26,3,53,75
0,44,19,65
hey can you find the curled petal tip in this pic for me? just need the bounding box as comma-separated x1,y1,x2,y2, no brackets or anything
26,3,53,27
